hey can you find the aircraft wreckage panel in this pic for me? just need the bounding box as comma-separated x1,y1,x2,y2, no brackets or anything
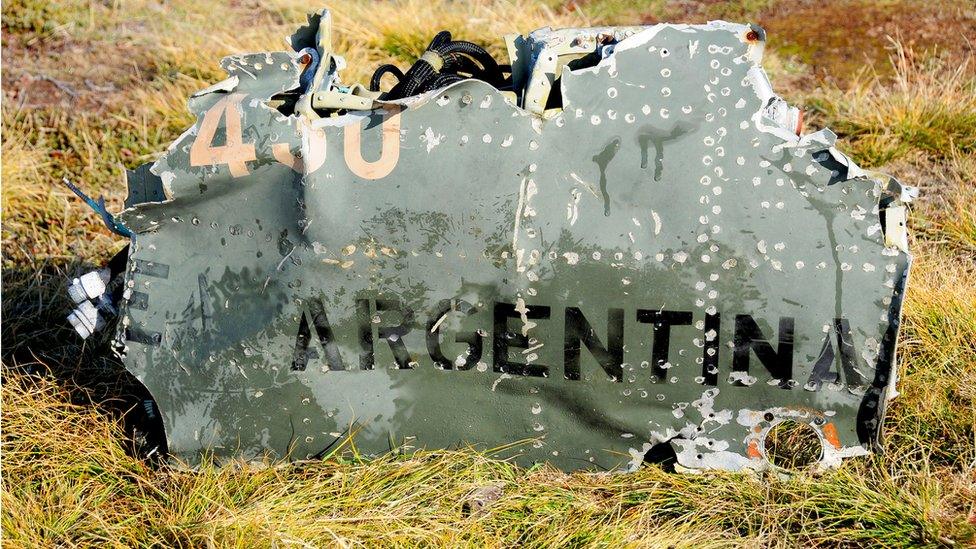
107,15,911,471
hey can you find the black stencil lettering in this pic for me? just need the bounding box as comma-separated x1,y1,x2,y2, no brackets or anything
733,315,795,386
807,318,866,390
636,309,692,380
292,297,344,371
492,301,550,377
834,318,865,387
564,307,624,381
702,312,720,386
375,299,415,369
357,298,374,370
426,299,483,370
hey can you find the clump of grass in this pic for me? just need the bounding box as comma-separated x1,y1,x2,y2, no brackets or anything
888,240,976,465
808,42,976,167
908,151,976,257
3,369,974,547
0,0,91,35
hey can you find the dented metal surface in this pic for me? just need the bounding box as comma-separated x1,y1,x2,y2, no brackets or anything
91,8,913,471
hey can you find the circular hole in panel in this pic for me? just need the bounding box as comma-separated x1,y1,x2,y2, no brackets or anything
763,420,822,469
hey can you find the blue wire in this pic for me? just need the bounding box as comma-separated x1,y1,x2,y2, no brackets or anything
61,178,133,238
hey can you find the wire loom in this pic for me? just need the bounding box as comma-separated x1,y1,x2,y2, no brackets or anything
370,31,508,99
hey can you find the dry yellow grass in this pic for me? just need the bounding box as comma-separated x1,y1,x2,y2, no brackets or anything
808,41,976,167
2,0,975,547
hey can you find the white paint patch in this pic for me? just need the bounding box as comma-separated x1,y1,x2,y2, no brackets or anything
651,211,662,235
514,298,537,336
728,371,757,386
422,126,444,153
567,188,582,226
490,373,512,392
512,178,530,270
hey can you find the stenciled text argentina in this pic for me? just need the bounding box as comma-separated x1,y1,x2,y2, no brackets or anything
291,296,871,391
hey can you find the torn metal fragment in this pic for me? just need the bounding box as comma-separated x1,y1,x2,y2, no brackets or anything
84,8,913,472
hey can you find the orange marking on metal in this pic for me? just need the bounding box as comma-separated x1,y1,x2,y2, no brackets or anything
747,438,762,459
272,143,304,172
189,93,257,177
304,126,328,174
343,106,401,180
822,422,842,449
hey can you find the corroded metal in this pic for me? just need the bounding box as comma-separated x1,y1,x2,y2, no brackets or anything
105,9,912,471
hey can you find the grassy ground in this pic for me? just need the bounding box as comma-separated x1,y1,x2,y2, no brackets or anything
2,0,975,546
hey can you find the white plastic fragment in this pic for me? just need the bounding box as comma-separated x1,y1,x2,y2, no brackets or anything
68,270,109,304
67,300,104,339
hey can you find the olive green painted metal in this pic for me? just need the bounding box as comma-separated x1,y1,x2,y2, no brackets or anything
109,9,913,471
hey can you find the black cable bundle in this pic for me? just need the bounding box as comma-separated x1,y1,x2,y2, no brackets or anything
370,31,505,99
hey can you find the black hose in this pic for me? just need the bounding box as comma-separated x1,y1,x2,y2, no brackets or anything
431,73,463,89
429,30,452,50
369,64,404,92
441,53,483,78
441,41,499,72
398,62,436,97
373,30,506,100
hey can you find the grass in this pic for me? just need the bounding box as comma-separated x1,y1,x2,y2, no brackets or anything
2,0,975,546
806,41,976,167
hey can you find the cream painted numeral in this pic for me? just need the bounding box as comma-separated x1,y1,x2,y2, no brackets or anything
189,93,257,177
343,106,401,180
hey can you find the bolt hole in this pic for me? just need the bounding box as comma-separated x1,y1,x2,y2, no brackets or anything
764,420,822,469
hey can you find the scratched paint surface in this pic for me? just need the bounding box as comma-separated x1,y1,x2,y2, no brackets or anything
115,14,912,471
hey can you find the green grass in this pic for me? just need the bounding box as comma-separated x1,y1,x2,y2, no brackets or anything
2,0,975,547
806,43,976,167
3,373,972,547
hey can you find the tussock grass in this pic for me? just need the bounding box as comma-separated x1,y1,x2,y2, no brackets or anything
888,240,976,465
3,373,973,547
909,151,976,257
809,42,976,167
2,0,976,546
